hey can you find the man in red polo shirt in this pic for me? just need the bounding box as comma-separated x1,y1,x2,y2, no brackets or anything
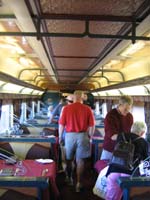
59,90,95,192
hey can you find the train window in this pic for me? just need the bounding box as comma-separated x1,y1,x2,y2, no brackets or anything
132,104,145,121
101,103,107,118
0,101,13,134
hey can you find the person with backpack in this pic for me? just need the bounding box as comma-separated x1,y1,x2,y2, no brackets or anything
105,121,148,200
101,95,134,161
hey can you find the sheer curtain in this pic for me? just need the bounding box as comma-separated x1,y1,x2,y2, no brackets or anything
0,100,13,133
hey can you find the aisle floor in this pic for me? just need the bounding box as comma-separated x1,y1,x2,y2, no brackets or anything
56,167,103,200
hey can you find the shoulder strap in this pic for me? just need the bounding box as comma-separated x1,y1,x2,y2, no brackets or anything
115,108,123,133
133,136,141,142
121,132,133,144
121,132,127,142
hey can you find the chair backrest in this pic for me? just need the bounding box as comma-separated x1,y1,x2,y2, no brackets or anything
0,142,14,157
0,189,37,200
25,143,50,159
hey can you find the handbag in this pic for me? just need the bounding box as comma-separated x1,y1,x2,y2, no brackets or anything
111,132,135,170
93,166,109,199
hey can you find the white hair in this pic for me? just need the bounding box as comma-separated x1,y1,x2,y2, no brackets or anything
131,121,147,136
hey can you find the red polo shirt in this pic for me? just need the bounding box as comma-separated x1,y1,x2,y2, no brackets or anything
59,102,95,133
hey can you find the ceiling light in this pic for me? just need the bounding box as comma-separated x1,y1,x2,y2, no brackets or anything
7,21,16,27
120,41,145,57
2,83,23,93
119,85,148,95
22,37,27,45
97,89,121,96
0,43,25,54
19,57,29,66
21,88,33,94
32,90,42,95
5,36,17,44
0,80,6,86
92,85,150,97
104,59,120,68
92,92,100,96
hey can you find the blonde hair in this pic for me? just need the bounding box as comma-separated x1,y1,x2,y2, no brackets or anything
119,95,133,106
131,121,147,136
74,90,84,98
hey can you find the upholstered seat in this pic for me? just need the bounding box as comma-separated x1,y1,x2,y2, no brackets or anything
25,143,50,159
0,189,37,200
0,142,14,157
94,159,109,174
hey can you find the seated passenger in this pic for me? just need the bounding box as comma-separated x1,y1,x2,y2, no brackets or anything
105,121,148,200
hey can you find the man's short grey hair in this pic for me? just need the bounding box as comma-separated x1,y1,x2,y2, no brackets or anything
119,95,133,106
131,121,147,135
74,90,84,98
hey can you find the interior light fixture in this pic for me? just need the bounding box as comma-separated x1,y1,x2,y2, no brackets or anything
119,85,149,96
104,59,120,68
0,80,6,87
92,92,99,96
37,91,44,95
22,37,27,45
2,83,23,93
20,88,33,94
5,36,17,44
31,90,42,95
7,21,16,27
92,85,150,97
0,43,25,54
19,57,29,66
0,81,43,95
120,41,145,57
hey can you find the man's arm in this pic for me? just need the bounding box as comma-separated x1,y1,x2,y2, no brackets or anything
58,124,65,145
88,126,95,137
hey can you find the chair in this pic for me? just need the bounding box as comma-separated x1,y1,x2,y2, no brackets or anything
25,143,51,159
0,189,37,200
94,159,109,174
0,142,14,157
42,127,58,137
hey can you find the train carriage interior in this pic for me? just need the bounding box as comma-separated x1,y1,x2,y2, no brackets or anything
0,0,150,200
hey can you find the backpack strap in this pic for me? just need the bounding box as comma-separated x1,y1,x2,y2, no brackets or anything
121,132,127,142
133,136,141,142
121,133,140,143
121,132,131,143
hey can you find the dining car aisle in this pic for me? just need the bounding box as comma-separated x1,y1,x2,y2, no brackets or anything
56,159,103,200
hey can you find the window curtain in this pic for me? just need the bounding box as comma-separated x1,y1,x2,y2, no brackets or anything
0,100,2,119
106,99,113,113
13,99,22,119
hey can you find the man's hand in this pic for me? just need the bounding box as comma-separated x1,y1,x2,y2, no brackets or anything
111,134,118,141
59,137,64,146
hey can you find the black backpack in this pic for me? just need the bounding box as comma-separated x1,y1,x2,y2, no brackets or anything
111,133,139,171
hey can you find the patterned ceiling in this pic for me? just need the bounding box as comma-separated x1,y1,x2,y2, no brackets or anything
0,0,150,92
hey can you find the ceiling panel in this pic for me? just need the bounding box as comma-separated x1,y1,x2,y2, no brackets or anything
0,0,149,93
